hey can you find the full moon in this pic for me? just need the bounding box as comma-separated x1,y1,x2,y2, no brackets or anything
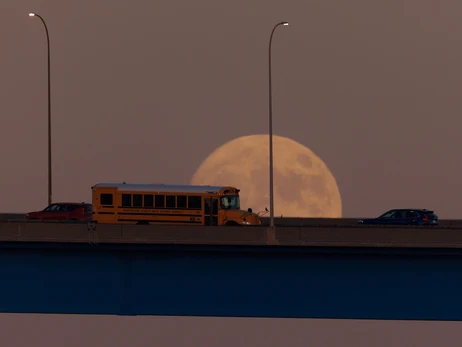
191,135,342,218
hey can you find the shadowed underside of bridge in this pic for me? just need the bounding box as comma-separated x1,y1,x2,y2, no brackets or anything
1,240,462,321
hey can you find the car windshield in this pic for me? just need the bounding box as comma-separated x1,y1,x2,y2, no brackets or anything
220,195,240,210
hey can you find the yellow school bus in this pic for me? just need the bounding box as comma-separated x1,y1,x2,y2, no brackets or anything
91,183,261,226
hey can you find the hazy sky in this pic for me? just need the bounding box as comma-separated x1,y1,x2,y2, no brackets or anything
2,0,462,218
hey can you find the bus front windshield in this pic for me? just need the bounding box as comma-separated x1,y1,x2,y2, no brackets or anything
221,195,240,210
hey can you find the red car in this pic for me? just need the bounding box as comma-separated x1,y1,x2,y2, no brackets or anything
26,202,92,221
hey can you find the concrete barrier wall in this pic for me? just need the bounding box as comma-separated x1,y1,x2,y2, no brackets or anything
3,211,462,227
3,214,462,226
275,227,462,248
1,222,462,249
0,213,26,221
259,217,462,227
259,217,360,226
0,222,95,243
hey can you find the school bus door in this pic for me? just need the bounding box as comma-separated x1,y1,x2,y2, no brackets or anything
93,188,117,223
204,197,218,226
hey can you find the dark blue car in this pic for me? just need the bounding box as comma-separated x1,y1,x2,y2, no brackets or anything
358,209,439,226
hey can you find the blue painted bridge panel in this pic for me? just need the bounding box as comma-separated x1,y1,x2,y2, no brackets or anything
0,242,461,321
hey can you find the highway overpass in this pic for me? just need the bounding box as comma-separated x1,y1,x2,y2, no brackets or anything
1,221,462,320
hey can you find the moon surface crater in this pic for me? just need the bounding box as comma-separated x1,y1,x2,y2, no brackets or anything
191,135,342,218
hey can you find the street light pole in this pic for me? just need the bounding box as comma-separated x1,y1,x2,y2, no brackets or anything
29,12,52,206
268,21,289,229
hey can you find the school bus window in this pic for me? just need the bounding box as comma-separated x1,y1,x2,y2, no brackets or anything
212,199,218,214
122,194,132,207
188,196,201,209
166,195,176,208
100,193,113,205
221,195,240,210
133,194,142,207
204,198,210,214
144,194,154,208
155,195,165,208
177,195,186,208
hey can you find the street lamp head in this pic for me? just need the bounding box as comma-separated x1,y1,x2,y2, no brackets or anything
29,13,36,17
282,22,289,26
